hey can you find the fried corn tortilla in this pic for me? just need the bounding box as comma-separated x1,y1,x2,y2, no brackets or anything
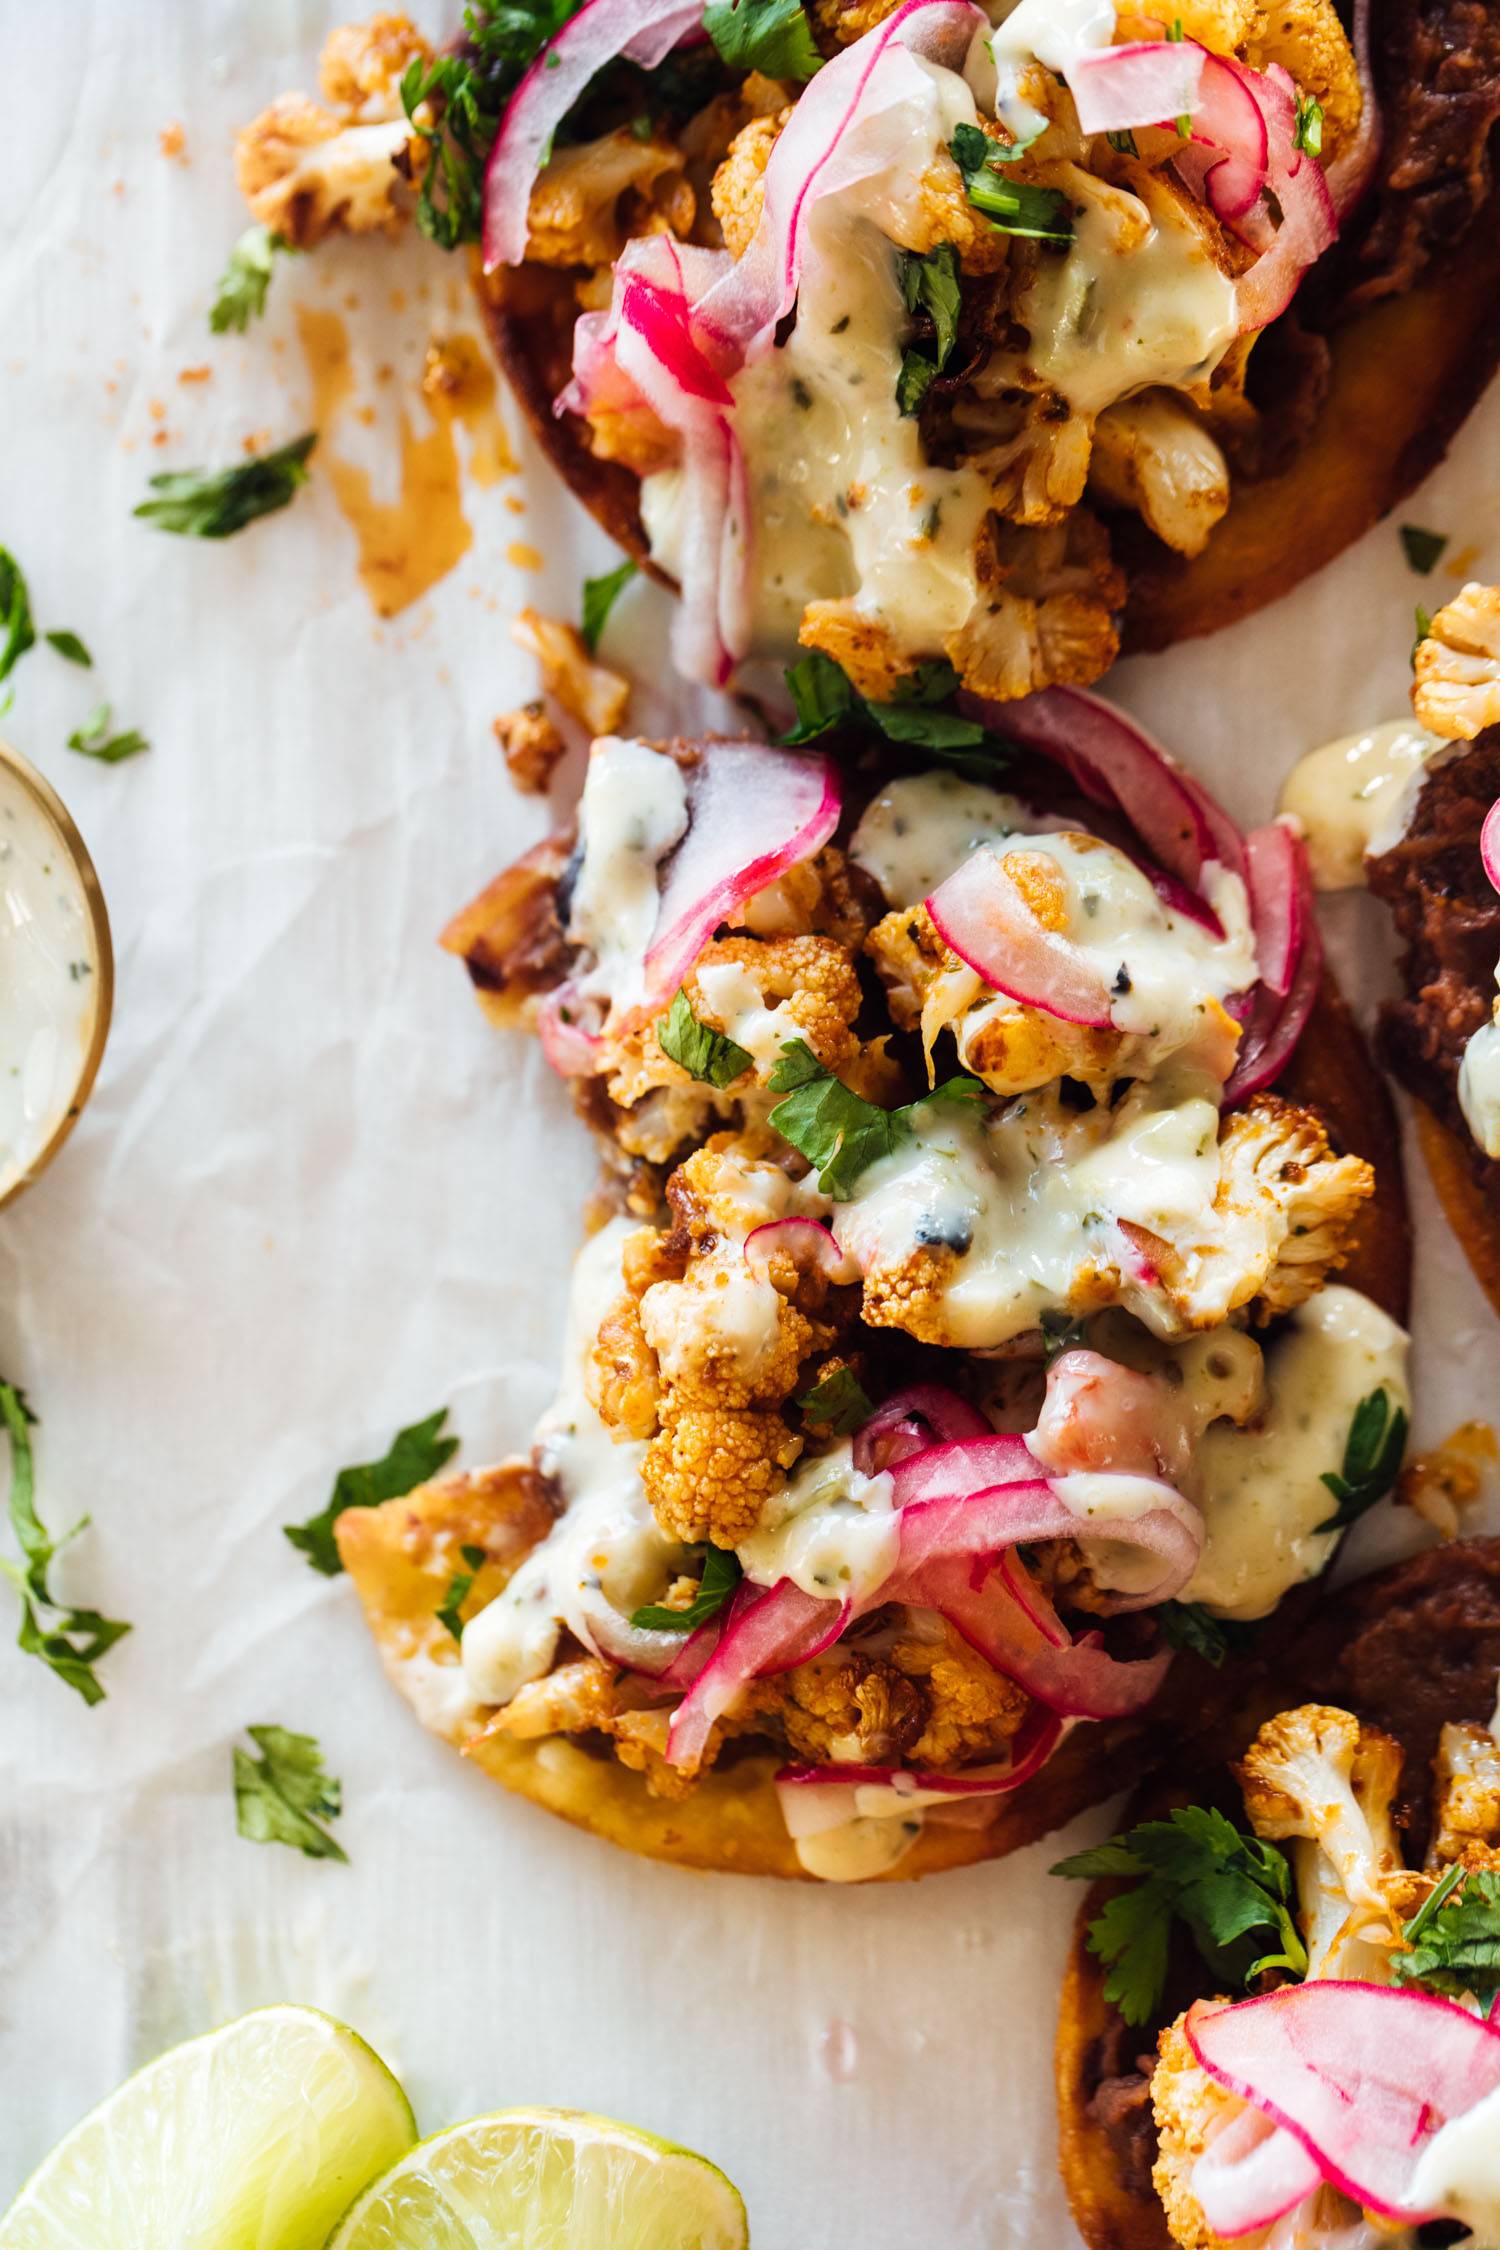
1053,1538,1500,2250
336,968,1409,1881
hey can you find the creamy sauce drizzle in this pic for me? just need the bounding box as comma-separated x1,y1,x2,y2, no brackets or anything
738,1441,898,1603
1182,1286,1411,1620
0,769,103,1201
1278,720,1445,890
566,736,689,1020
1459,971,1500,1160
851,769,1049,904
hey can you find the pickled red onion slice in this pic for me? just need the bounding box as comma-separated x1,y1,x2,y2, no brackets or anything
925,850,1117,1029
1481,797,1500,895
666,1578,847,1771
1069,38,1206,135
1191,2105,1324,2239
851,1383,991,1474
744,1217,856,1280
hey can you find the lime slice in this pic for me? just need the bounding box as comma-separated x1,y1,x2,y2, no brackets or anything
328,2107,749,2250
0,2004,415,2250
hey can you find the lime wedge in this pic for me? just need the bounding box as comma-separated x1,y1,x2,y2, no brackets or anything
328,2107,750,2250
0,2004,415,2250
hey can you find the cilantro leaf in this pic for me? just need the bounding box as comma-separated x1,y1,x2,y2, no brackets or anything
1293,91,1324,157
798,1366,873,1436
44,629,92,668
866,699,988,752
1394,1865,1500,2003
233,1725,348,1862
703,0,822,80
632,1542,743,1631
66,701,150,765
0,1379,131,1707
1413,604,1433,666
209,225,290,334
1157,1600,1230,1667
285,1408,460,1576
1314,1385,1408,1533
1400,525,1448,577
768,1040,985,1199
1106,128,1138,154
783,649,856,743
896,349,937,417
1040,1309,1089,1366
950,124,1073,243
768,1040,910,1197
899,244,961,370
657,989,753,1088
0,548,36,687
1052,1804,1305,2026
400,2,580,251
436,1543,488,1643
581,557,638,653
134,432,317,539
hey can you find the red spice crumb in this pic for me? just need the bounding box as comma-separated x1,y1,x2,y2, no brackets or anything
178,365,212,386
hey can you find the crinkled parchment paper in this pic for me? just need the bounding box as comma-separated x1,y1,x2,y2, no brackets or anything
2,5,1498,2241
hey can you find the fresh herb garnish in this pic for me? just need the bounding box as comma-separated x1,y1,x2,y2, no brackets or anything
798,1365,873,1436
0,548,36,687
436,1543,488,1643
896,350,937,417
44,629,91,668
233,1724,348,1862
1293,91,1324,157
768,1038,983,1198
1393,1865,1500,2003
1052,1805,1306,2027
657,989,753,1088
950,123,1073,243
401,0,580,250
580,557,638,653
1165,15,1191,134
1314,1386,1408,1533
1155,1600,1257,1669
1400,525,1448,577
1039,1309,1088,1365
284,1408,460,1576
1413,604,1433,665
1106,128,1138,155
899,243,961,369
631,1544,743,1631
703,0,822,81
134,432,317,538
210,224,291,334
780,651,1012,771
66,702,149,765
0,1380,131,1707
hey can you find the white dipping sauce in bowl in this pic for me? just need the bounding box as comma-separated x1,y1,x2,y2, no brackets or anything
0,744,113,1206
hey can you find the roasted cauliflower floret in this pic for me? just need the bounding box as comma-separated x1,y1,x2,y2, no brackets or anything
711,108,790,258
1242,0,1363,169
319,13,431,114
643,1406,805,1545
639,1260,818,1410
236,95,415,245
479,1658,710,1799
1139,1095,1373,1330
526,129,694,269
1429,1720,1500,1870
1413,583,1500,742
1236,1703,1405,1974
765,1620,1028,1766
895,1620,1030,1765
1088,394,1231,558
690,934,865,1075
809,0,905,44
511,607,630,735
797,602,930,703
1150,2010,1251,2250
946,515,1124,704
493,701,566,795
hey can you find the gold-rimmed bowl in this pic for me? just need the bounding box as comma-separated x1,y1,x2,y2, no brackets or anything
0,739,114,1210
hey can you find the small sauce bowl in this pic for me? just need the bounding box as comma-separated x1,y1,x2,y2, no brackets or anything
0,740,114,1209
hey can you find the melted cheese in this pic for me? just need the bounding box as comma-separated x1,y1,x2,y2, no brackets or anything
850,769,1048,906
1182,1286,1411,1620
1278,720,1445,890
566,736,688,1018
737,1440,899,1603
461,1219,687,1706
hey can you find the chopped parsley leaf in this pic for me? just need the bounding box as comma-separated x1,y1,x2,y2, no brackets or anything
580,557,638,653
1155,1600,1259,1669
780,650,1013,772
67,702,149,765
632,1543,742,1631
703,0,823,81
1039,1309,1088,1365
233,1724,348,1862
436,1543,488,1643
950,125,1073,242
657,989,753,1088
896,349,937,417
768,1039,984,1199
209,225,291,334
285,1408,460,1577
1106,128,1138,155
1393,1864,1500,2004
44,629,92,668
798,1366,873,1436
400,1,582,250
782,649,856,744
1314,1385,1408,1533
1052,1804,1306,2027
1413,604,1433,666
0,548,36,687
1399,525,1448,577
0,1380,131,1707
898,243,961,371
134,432,317,538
